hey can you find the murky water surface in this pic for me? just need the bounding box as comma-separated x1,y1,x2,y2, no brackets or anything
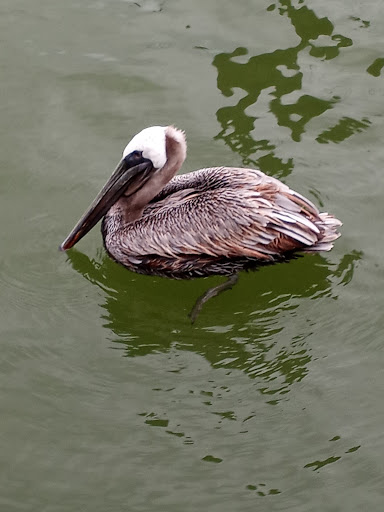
1,1,384,510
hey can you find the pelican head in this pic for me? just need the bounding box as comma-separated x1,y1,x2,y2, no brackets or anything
60,125,186,251
123,125,167,169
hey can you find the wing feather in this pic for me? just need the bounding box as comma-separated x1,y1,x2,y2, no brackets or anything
113,167,326,261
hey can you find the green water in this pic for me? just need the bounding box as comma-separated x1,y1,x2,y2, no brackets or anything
1,1,384,510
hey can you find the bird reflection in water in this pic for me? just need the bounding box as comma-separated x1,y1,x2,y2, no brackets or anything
65,247,361,396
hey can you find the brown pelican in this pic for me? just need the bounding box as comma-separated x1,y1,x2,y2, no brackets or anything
60,125,341,279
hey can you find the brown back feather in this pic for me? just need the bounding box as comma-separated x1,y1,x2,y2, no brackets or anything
105,167,337,263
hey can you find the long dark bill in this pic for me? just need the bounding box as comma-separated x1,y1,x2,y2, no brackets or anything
60,157,154,251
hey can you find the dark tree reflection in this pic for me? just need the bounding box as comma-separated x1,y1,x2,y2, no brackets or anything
213,0,358,177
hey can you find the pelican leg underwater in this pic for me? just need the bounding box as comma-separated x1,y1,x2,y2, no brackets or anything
60,125,341,279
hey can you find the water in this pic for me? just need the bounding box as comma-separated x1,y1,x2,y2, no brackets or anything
1,0,384,510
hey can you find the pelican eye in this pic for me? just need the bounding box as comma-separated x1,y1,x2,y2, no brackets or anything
125,150,144,166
